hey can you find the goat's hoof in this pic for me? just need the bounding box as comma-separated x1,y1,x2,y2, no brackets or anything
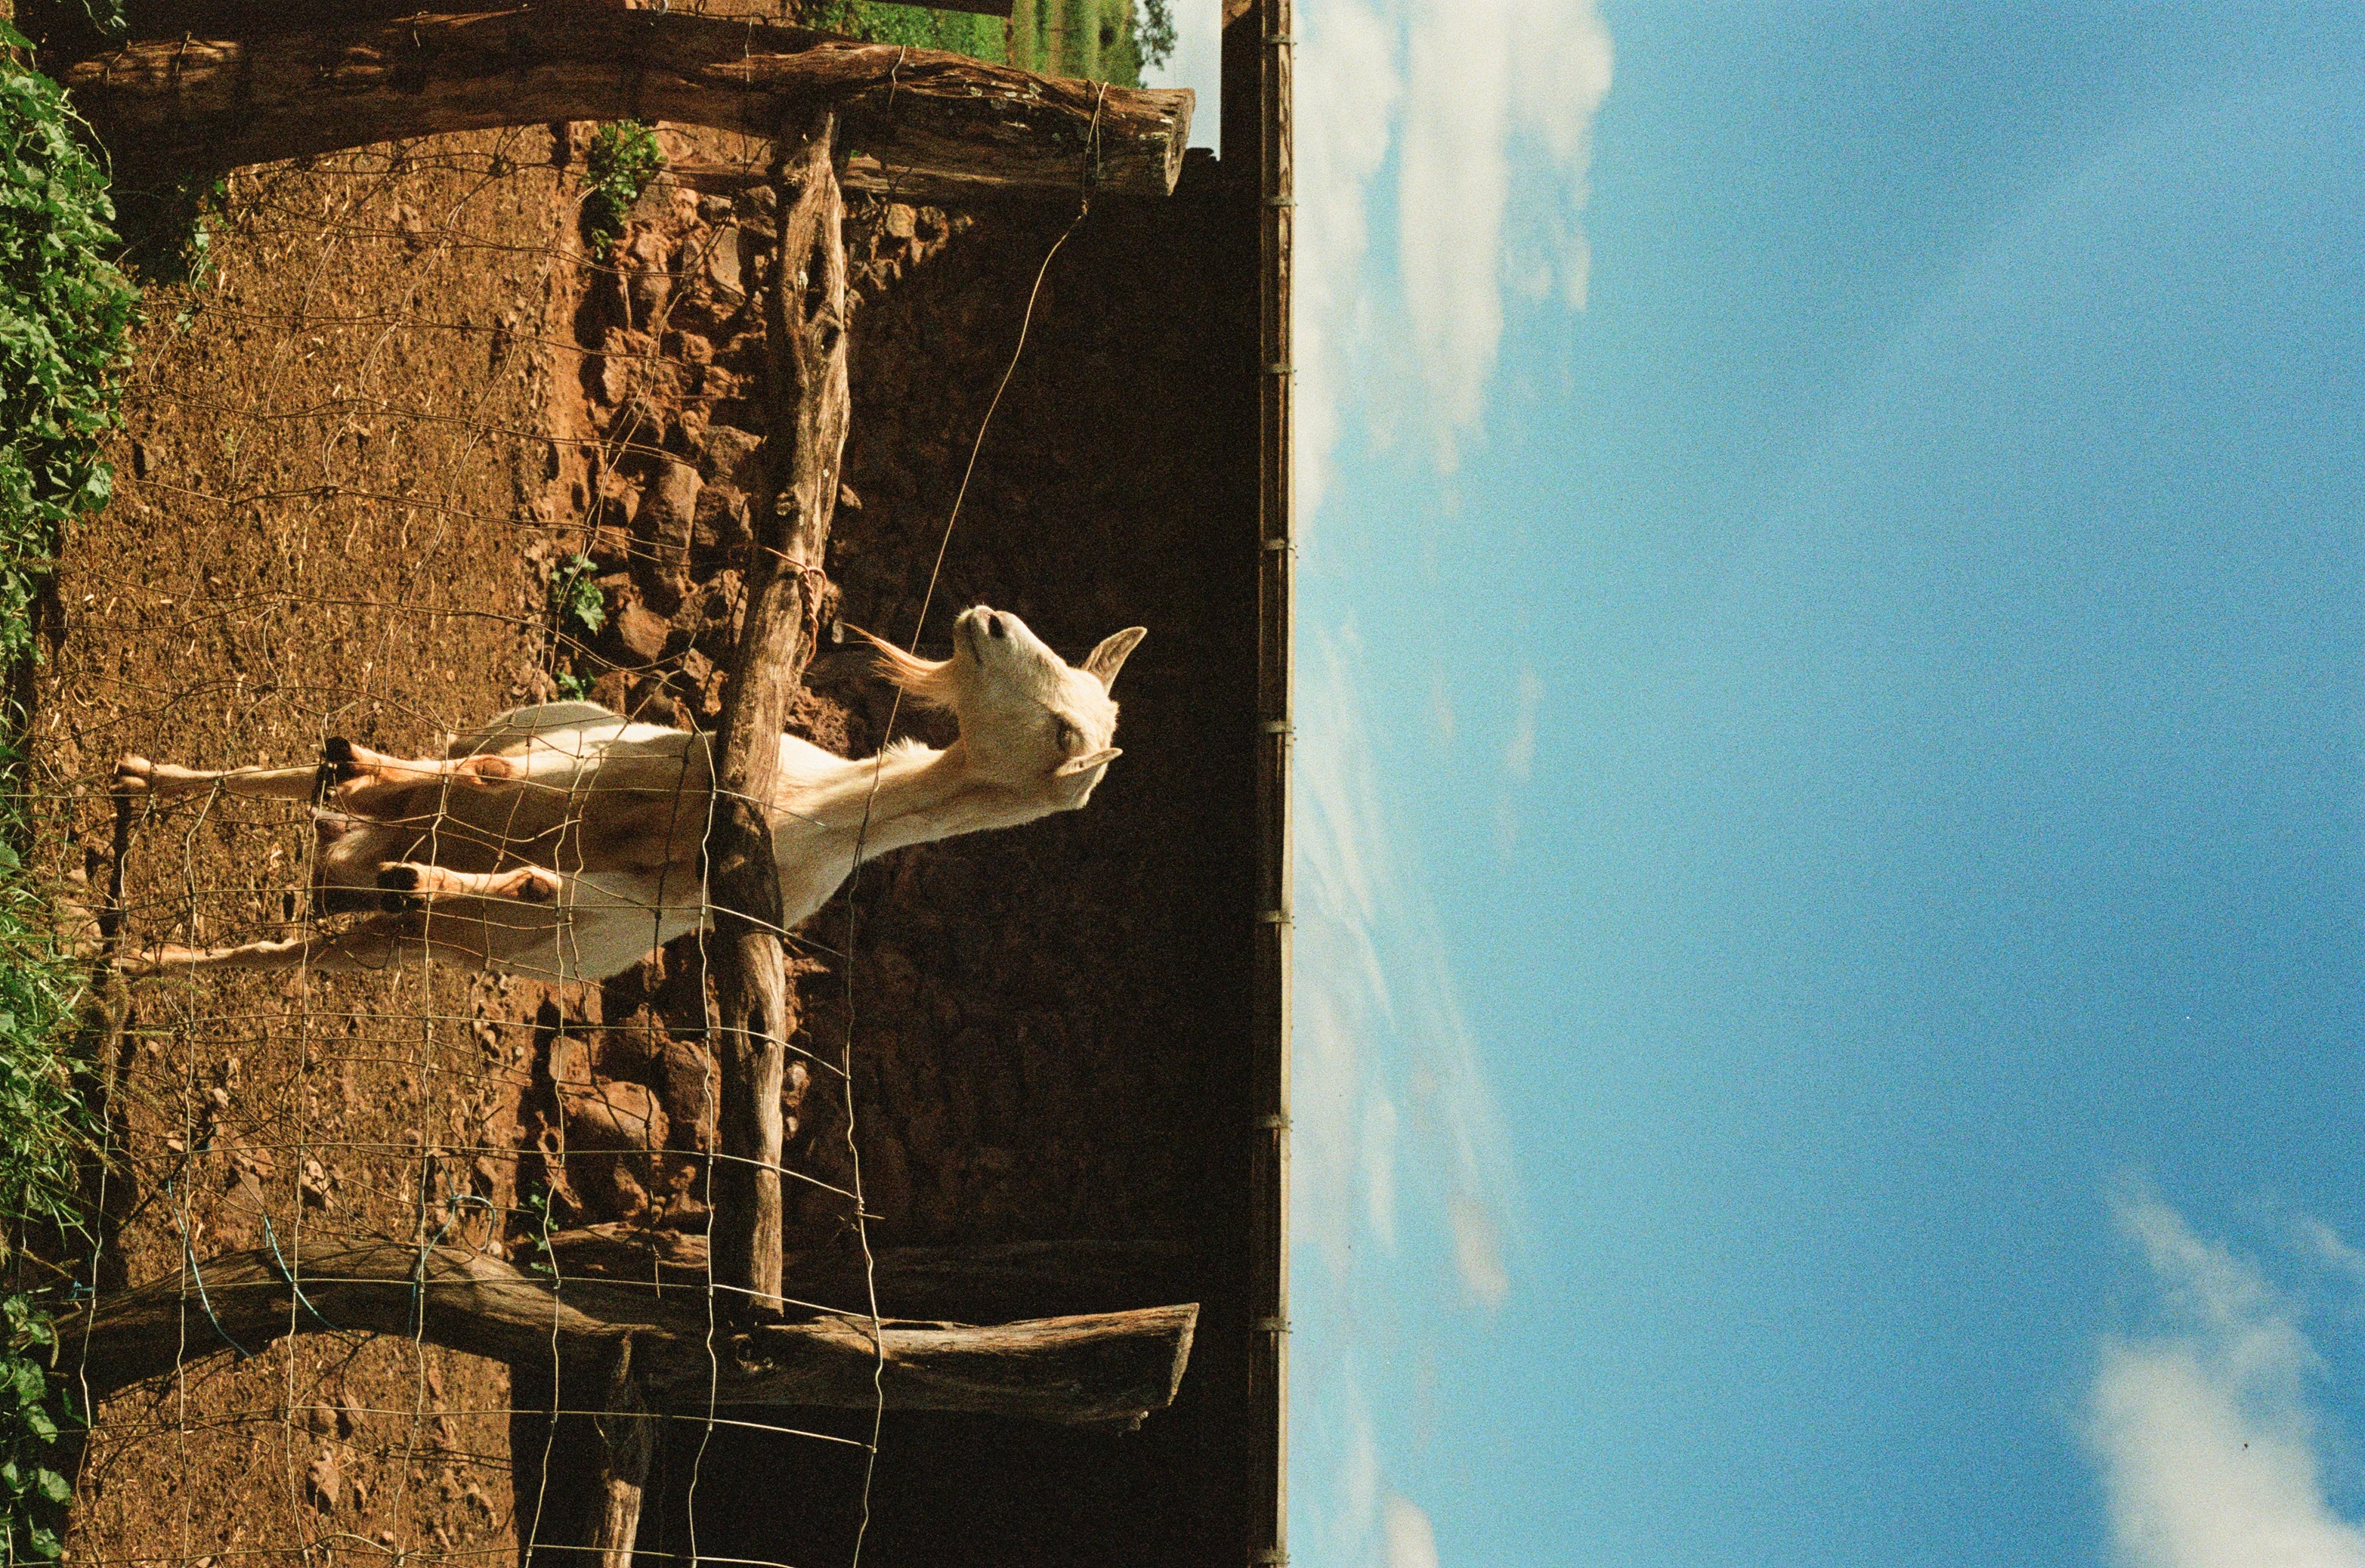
376,863,424,914
321,737,360,782
115,757,210,799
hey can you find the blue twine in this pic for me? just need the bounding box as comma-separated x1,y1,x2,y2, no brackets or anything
258,1210,341,1335
410,1193,497,1338
164,1175,252,1361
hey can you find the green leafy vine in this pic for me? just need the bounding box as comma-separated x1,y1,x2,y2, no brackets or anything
0,19,138,1560
582,121,666,260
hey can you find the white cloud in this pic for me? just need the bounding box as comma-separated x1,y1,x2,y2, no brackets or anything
2297,1217,2365,1291
1384,1495,1442,1568
2084,1193,2365,1568
1296,626,1518,1304
1297,0,1401,525
1295,626,1403,1284
1504,660,1541,781
1292,8,1604,1555
1345,1399,1383,1532
1449,1194,1509,1310
1396,1,1516,456
1363,1090,1402,1250
1298,1,1612,516
1428,669,1457,751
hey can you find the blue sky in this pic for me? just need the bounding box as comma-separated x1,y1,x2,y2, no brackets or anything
1287,5,2365,1566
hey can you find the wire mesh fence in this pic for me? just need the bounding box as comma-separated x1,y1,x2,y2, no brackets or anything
21,29,1253,1557
30,113,889,1565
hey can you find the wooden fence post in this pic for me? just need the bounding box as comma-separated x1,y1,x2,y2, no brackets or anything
706,108,851,1323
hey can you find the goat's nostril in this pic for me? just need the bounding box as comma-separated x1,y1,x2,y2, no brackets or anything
985,612,1006,639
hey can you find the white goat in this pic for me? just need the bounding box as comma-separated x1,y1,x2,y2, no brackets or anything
113,605,1145,982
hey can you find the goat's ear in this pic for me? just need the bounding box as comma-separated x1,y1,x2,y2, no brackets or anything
1056,746,1121,778
1081,626,1147,691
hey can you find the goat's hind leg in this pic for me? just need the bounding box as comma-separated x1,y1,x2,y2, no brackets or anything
116,911,489,978
119,932,349,976
113,755,323,803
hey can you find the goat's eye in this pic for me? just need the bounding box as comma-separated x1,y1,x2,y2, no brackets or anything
1053,719,1078,753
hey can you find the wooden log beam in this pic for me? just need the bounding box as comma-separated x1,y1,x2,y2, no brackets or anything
59,8,1191,202
703,110,849,1323
551,1228,1193,1322
29,0,1012,40
61,1240,1199,1430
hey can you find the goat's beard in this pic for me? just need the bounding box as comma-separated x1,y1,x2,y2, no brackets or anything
857,629,960,709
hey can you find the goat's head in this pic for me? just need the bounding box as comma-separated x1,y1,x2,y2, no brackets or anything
867,607,1145,806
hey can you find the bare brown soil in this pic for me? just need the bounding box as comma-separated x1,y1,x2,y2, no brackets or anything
39,101,1253,1568
42,128,577,1566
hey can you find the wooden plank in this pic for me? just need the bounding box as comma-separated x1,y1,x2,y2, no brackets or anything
60,8,1190,201
1238,2,1294,1564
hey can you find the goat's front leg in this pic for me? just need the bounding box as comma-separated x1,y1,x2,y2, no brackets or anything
322,738,524,818
373,861,561,908
117,736,520,807
119,929,376,976
114,755,322,803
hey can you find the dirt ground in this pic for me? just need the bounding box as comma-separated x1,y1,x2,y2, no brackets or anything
37,77,1255,1568
37,125,574,1567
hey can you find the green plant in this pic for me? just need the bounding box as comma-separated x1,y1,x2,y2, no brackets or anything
0,840,94,1563
582,122,665,259
552,552,606,638
0,861,85,1227
0,31,136,1557
0,1294,75,1560
0,23,138,672
549,554,605,699
515,1189,558,1279
809,2,1006,61
112,171,227,292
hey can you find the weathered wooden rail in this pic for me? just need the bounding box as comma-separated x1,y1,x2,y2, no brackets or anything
60,6,1191,203
66,1239,1197,1429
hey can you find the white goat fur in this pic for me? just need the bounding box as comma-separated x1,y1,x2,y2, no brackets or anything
114,606,1145,982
